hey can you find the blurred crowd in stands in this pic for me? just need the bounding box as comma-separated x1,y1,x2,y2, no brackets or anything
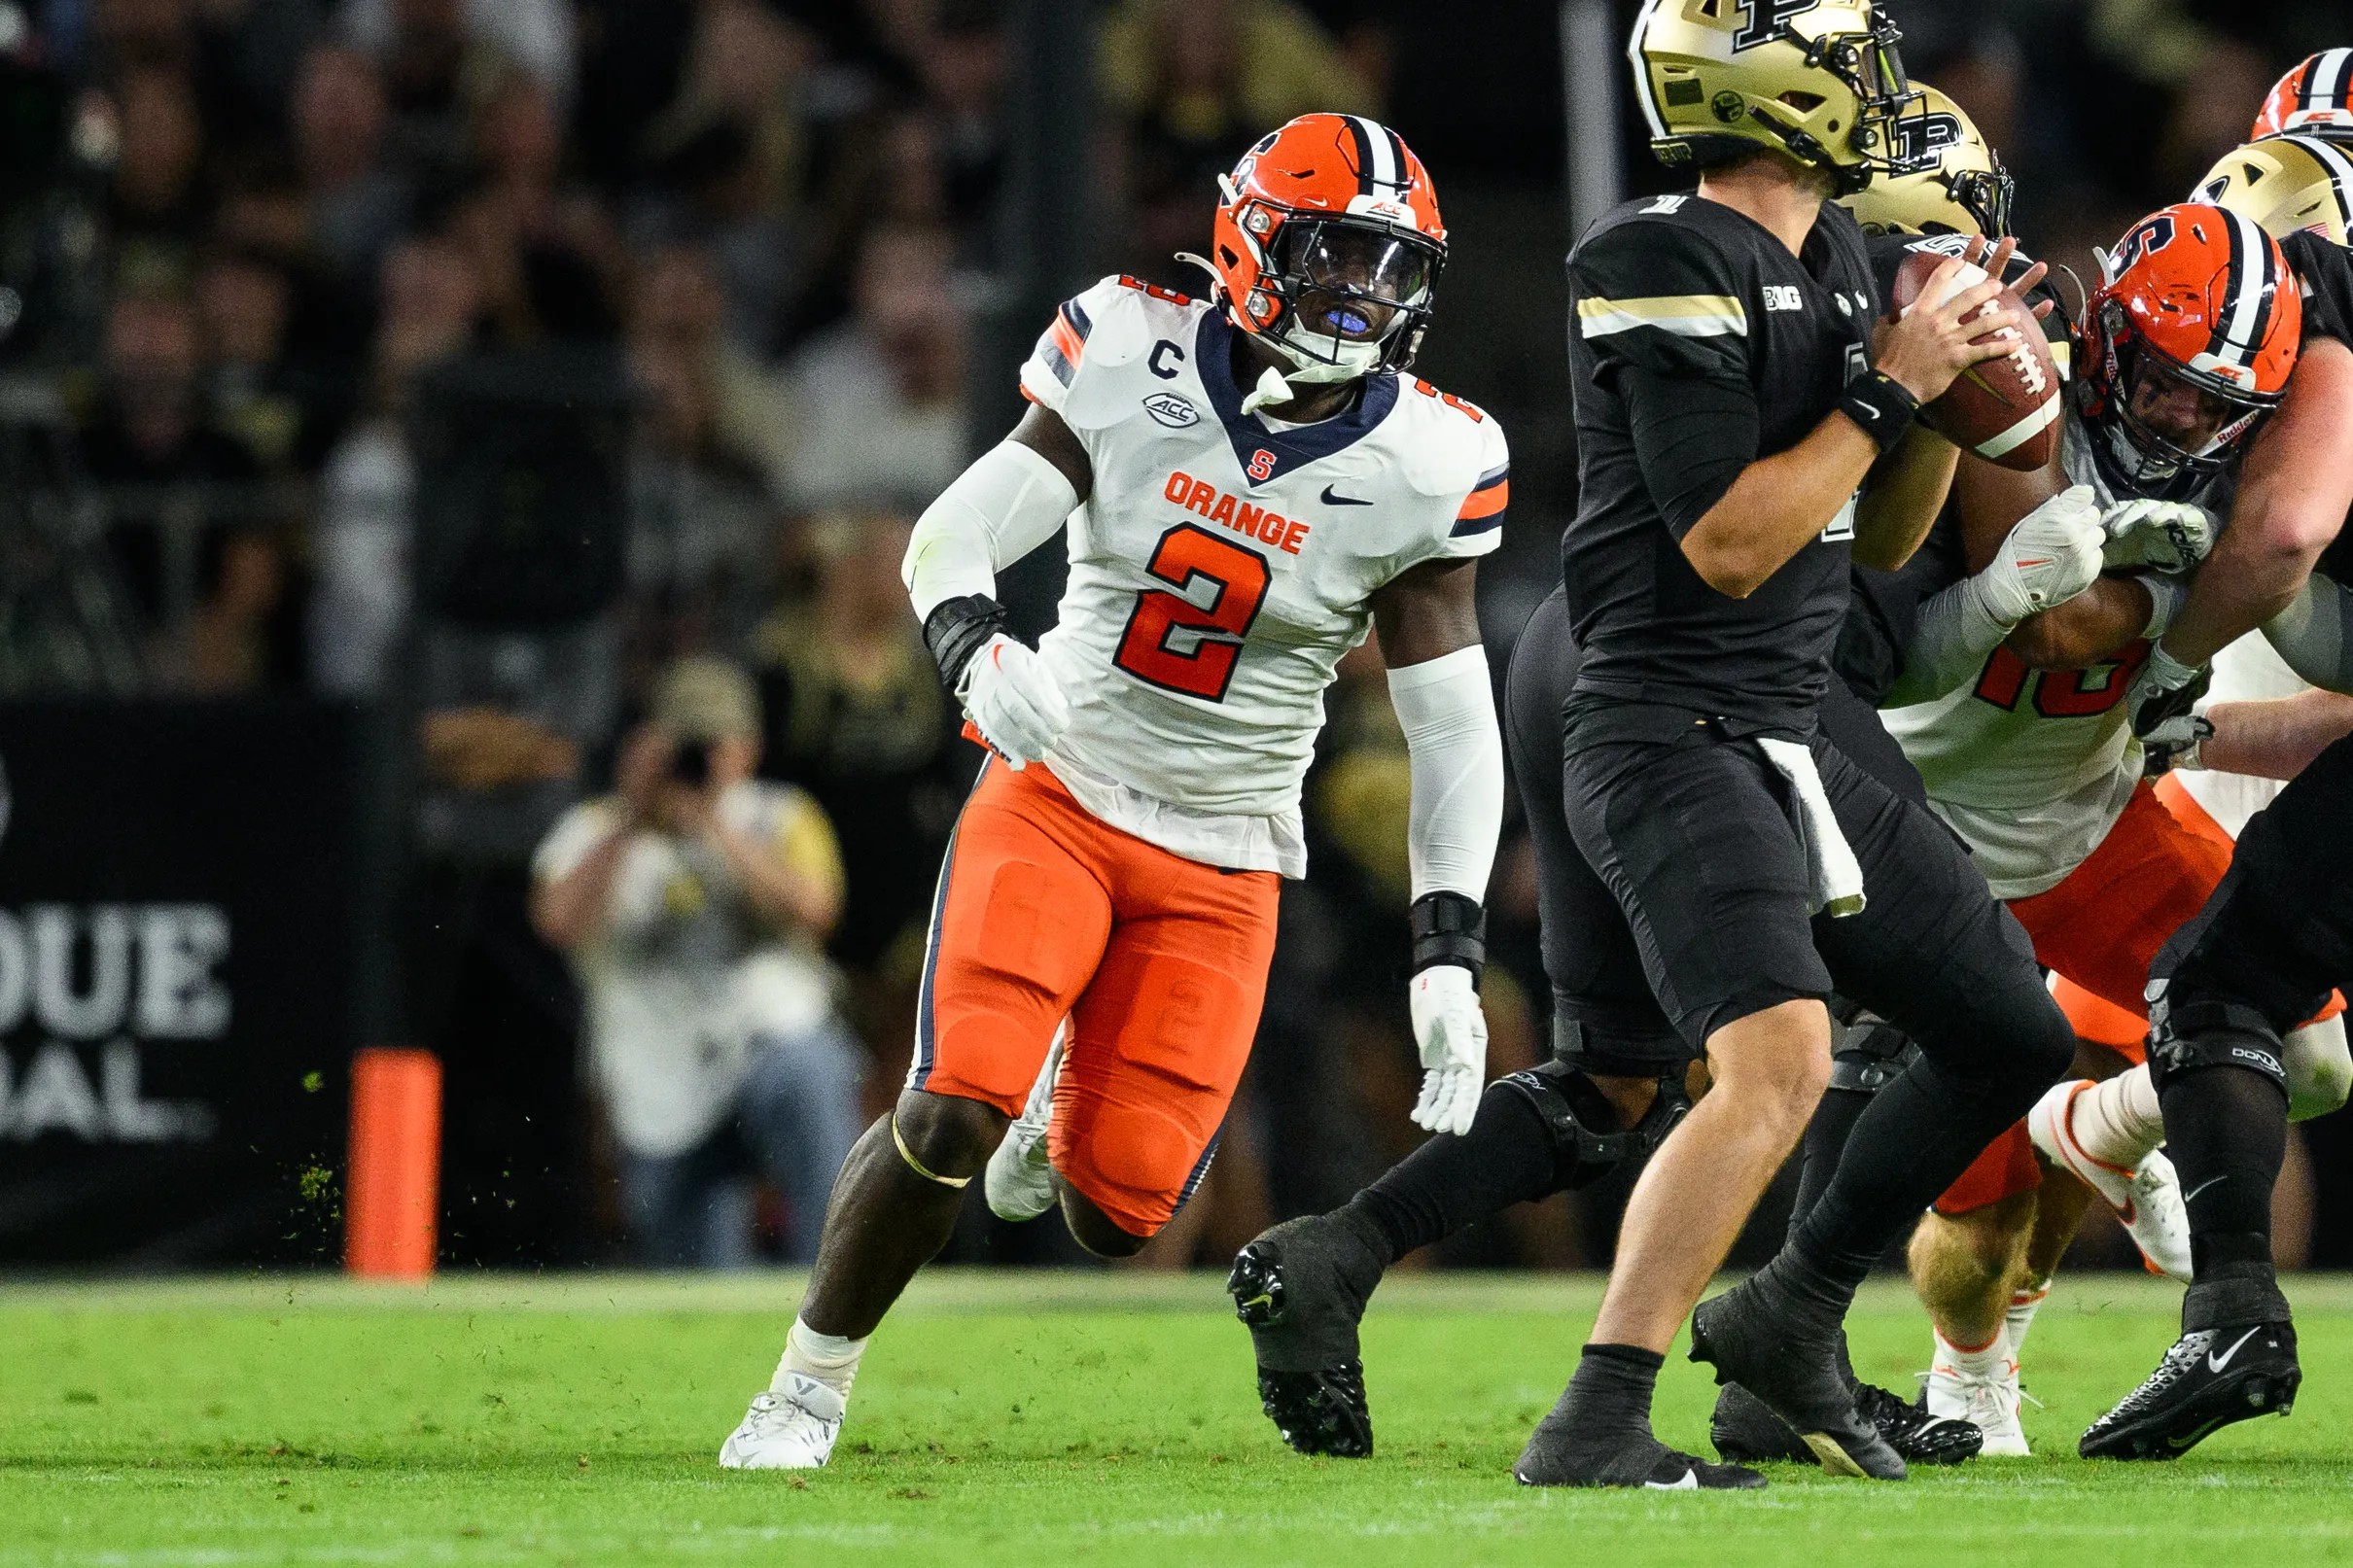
1,0,2347,1272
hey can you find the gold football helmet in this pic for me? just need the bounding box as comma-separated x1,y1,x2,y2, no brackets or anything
1629,0,1922,192
1841,87,2014,237
2195,133,2353,245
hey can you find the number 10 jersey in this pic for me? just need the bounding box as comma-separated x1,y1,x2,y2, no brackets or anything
1015,273,1508,877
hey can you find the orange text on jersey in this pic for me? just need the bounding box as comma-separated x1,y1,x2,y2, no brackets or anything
1162,470,1311,555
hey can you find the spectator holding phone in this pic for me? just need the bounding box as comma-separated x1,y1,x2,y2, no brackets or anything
532,655,862,1266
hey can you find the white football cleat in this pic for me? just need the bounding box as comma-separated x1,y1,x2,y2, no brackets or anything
1922,1348,2030,1458
984,1028,1064,1222
719,1374,846,1470
2028,1080,2193,1280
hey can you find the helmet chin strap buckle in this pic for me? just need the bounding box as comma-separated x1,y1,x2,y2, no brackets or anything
1240,364,1294,415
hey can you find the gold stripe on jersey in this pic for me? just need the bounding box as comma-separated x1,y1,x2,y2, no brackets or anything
1576,294,1749,339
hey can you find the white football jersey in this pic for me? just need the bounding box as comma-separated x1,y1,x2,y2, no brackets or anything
1015,273,1507,877
1880,412,2224,898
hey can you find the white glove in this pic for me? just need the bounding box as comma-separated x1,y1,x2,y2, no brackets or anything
2125,639,2209,741
960,633,1069,769
1975,484,2106,625
2101,498,2217,573
1408,964,1488,1136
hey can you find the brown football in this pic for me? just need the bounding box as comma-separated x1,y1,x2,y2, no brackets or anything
1888,248,2062,473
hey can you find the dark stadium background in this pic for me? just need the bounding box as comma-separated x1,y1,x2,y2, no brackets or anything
0,0,2345,1273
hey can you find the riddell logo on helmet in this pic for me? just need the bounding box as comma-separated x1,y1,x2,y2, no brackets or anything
1163,470,1311,554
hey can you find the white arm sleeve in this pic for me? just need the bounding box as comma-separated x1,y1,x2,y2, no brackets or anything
1387,645,1504,902
901,439,1080,620
2262,572,2353,694
1884,575,2013,708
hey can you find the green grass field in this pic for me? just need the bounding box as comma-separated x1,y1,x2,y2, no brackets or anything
3,1270,2348,1566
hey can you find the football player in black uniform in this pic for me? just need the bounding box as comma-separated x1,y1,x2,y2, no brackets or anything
1224,88,2062,1475
2076,115,2353,1460
1513,1,2082,1489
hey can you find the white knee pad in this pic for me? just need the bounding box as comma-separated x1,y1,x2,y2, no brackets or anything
2283,1014,2351,1121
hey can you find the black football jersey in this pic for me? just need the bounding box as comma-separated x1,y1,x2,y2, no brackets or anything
2285,230,2353,350
2283,232,2353,584
1562,194,1879,729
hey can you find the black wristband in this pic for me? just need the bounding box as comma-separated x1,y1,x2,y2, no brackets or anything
1837,370,1920,455
1409,891,1486,984
922,594,1009,693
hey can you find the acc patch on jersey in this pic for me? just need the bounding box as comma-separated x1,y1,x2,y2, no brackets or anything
1141,392,1201,428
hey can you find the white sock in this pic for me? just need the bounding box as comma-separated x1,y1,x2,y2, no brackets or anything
776,1316,868,1398
2058,1069,2164,1169
2003,1278,2051,1365
1934,1325,2005,1382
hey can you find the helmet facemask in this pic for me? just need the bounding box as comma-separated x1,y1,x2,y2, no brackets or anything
1747,13,1922,192
1245,212,1443,384
2089,307,2280,490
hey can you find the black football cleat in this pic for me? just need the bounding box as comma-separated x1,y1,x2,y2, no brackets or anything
1228,1212,1387,1457
1713,1371,1980,1466
1708,1379,1811,1464
1689,1279,1906,1481
1517,1413,1766,1490
1856,1381,1982,1466
2079,1322,2300,1460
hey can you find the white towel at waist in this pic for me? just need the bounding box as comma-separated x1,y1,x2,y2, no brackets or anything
1754,736,1866,919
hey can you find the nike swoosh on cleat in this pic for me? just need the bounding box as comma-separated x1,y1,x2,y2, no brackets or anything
2016,557,2055,568
1320,485,1374,506
1646,1471,1700,1490
2208,1326,2263,1374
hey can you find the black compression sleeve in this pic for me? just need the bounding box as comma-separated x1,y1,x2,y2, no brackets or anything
1622,367,1762,540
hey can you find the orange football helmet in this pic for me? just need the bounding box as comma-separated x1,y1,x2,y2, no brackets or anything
2078,203,2300,493
1204,113,1447,383
2252,50,2353,141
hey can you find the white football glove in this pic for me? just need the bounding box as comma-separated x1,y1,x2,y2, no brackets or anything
1408,964,1487,1137
959,633,1069,769
2101,498,2218,574
2125,639,2209,742
1976,484,2106,625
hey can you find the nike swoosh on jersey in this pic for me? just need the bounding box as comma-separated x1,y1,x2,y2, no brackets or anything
1320,485,1374,506
2208,1326,2264,1374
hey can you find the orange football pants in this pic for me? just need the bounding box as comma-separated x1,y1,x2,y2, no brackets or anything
907,757,1281,1237
1937,775,2345,1213
1935,779,2230,1215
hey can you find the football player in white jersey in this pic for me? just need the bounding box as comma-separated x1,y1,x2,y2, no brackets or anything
718,113,1513,1471
1877,200,2340,1454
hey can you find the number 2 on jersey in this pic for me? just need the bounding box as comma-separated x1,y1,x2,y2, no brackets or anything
1114,525,1271,701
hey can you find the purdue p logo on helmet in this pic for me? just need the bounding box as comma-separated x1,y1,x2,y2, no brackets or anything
1842,86,2016,238
1629,0,1922,193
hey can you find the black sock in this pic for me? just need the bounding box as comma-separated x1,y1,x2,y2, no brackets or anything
1792,1048,2044,1295
2160,1063,2289,1281
1788,1087,1872,1237
1345,1080,1561,1264
1553,1342,1664,1438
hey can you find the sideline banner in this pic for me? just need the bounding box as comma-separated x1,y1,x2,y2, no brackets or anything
0,701,382,1265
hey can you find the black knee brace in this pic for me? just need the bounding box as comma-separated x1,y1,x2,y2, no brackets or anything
1827,1016,1914,1095
2148,983,2291,1103
1491,1060,1690,1192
